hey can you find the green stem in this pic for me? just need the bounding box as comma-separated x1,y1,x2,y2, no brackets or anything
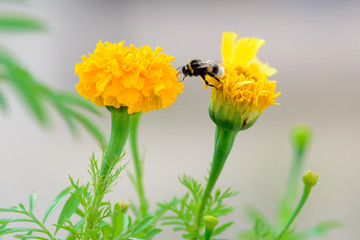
276,185,313,240
27,212,55,240
100,106,131,177
129,111,149,217
193,126,237,239
278,149,305,226
204,228,213,240
85,106,131,239
285,150,304,205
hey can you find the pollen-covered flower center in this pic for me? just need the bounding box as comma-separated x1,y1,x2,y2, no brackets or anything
234,64,264,82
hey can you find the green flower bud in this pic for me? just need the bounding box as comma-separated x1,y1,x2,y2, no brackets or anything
303,170,319,188
115,201,129,213
204,215,219,230
290,123,312,154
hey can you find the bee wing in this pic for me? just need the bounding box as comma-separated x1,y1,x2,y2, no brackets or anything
195,60,223,69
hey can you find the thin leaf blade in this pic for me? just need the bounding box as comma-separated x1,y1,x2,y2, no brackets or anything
56,92,101,116
130,216,154,235
55,192,80,235
0,13,46,32
67,108,105,146
43,186,73,223
0,87,7,111
29,192,37,213
144,228,162,239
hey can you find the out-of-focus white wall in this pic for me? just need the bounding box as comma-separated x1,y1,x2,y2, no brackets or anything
1,0,359,239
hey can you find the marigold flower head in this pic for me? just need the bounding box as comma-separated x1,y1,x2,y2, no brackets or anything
75,41,183,114
208,32,280,131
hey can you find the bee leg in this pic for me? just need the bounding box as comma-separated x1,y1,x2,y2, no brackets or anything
176,66,182,76
207,72,222,83
200,74,216,88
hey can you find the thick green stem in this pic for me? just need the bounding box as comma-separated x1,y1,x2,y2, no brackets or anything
193,126,238,239
100,106,131,177
129,111,149,217
204,228,213,240
276,185,312,240
85,107,131,239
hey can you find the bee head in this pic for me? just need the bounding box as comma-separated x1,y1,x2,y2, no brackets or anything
182,65,189,76
176,65,189,82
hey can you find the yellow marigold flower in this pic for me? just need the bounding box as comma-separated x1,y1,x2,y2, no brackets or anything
75,41,183,114
208,32,281,131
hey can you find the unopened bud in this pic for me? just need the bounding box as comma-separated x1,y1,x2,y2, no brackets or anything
204,215,219,230
290,124,312,154
115,201,129,213
303,170,319,188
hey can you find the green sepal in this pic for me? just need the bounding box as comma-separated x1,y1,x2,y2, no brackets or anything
241,116,259,131
209,100,243,132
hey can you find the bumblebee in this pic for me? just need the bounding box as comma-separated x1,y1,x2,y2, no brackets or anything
178,59,224,87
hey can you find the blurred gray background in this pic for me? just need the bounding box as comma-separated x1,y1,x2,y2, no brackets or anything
1,0,359,239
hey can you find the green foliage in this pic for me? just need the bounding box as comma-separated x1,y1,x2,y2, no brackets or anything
0,151,162,240
0,191,62,240
239,210,340,240
49,152,160,240
157,175,238,239
0,13,46,32
0,4,105,145
0,46,105,145
238,125,339,240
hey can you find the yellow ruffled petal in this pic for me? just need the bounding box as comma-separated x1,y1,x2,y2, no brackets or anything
75,41,183,113
221,32,238,64
209,32,280,131
232,37,265,67
250,57,277,77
